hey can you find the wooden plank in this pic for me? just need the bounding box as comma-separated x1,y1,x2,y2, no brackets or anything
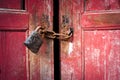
85,0,106,11
0,0,22,10
0,31,27,80
28,0,54,80
85,0,120,11
0,12,28,30
0,32,3,79
82,0,120,80
73,0,84,13
81,11,120,30
60,0,83,80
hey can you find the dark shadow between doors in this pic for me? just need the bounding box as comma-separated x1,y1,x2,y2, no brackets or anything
53,0,61,80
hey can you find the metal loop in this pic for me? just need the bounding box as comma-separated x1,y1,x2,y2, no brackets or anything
37,26,73,40
44,30,56,39
54,33,71,40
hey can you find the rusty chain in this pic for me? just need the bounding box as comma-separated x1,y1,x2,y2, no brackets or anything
36,26,73,40
35,14,73,40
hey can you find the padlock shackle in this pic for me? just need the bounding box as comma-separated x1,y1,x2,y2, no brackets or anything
35,26,41,32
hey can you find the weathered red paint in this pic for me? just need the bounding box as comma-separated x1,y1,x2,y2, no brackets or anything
85,0,120,10
0,0,29,80
0,12,28,30
60,0,83,80
60,0,120,80
0,0,53,80
81,11,120,30
28,0,53,80
0,0,22,9
0,32,27,80
1,0,120,80
84,30,120,80
81,0,120,80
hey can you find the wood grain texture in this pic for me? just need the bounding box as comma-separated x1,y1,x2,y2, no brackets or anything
81,11,120,30
28,0,53,80
60,0,83,80
84,30,120,80
82,0,120,80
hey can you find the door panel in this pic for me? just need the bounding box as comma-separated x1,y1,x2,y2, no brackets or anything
60,0,120,80
81,12,120,30
0,0,25,10
0,31,27,80
85,0,120,11
82,0,120,80
0,0,28,80
0,0,54,80
0,12,28,30
84,30,120,80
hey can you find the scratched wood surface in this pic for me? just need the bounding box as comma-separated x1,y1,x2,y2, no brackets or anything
28,0,53,80
82,0,120,80
84,30,120,80
60,0,120,80
1,0,120,80
60,0,83,80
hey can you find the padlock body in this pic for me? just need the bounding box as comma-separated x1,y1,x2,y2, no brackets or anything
24,31,43,53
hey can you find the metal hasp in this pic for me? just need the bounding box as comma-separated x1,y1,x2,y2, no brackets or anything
61,14,73,41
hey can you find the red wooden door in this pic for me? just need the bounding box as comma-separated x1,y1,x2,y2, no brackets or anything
60,0,120,80
0,0,54,80
82,0,120,80
0,0,28,80
1,0,120,80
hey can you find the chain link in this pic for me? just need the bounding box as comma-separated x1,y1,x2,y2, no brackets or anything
35,26,73,40
38,28,73,40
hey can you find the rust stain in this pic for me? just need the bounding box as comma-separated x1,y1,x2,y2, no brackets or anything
28,0,53,80
60,0,82,80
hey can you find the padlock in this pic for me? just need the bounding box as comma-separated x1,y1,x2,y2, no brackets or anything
24,27,43,53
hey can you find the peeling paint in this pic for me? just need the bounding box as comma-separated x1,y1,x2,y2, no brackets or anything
68,42,73,55
84,30,120,80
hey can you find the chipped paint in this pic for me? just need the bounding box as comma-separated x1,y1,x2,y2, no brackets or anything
28,0,53,80
60,0,83,80
27,0,120,80
84,30,120,80
68,42,73,55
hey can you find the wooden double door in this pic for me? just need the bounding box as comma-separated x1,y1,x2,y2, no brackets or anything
0,0,120,80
